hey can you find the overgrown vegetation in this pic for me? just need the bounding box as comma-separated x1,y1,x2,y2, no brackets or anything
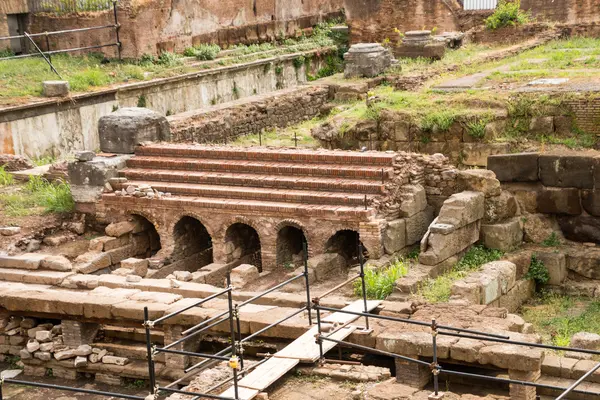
417,245,504,303
0,166,14,186
354,259,409,300
0,176,74,216
184,44,221,60
542,232,561,247
525,255,550,289
522,294,600,347
485,0,531,30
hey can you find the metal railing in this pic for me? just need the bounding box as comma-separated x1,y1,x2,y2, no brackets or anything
0,0,121,65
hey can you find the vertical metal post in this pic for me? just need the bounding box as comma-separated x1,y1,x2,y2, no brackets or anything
294,131,298,147
358,243,370,330
259,131,262,146
113,0,122,60
432,319,439,396
45,33,51,64
381,168,384,184
226,275,239,400
143,307,156,396
0,379,3,400
314,298,324,362
235,304,244,370
364,194,367,210
303,241,312,326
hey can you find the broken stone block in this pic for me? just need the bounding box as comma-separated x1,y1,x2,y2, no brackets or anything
9,335,25,346
35,330,53,342
55,349,78,360
0,253,46,270
436,191,484,230
74,356,88,367
39,342,54,352
537,187,581,215
529,116,554,136
99,107,171,154
105,221,137,238
0,227,21,236
398,185,427,217
74,252,111,274
405,206,434,245
557,215,600,244
26,339,40,353
120,258,148,276
478,344,543,371
383,219,406,254
344,43,393,79
566,248,600,279
539,153,594,189
308,253,346,281
173,271,192,282
420,221,480,266
19,349,32,360
34,351,52,361
457,169,501,197
231,264,260,288
102,355,129,366
522,214,562,244
40,255,72,272
581,189,600,217
487,153,539,182
484,191,519,224
20,317,37,329
535,252,566,286
571,332,600,350
461,143,510,167
480,217,523,252
42,80,70,97
75,151,95,162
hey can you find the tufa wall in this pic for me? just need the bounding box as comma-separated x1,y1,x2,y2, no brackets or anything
26,0,343,58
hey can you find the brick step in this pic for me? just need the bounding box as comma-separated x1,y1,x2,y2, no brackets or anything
120,168,387,194
537,375,600,399
135,144,396,166
103,193,374,219
126,156,393,180
119,180,375,206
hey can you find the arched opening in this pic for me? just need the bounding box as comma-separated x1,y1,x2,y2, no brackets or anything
171,216,213,271
224,223,261,271
325,230,368,267
276,226,307,268
130,214,161,257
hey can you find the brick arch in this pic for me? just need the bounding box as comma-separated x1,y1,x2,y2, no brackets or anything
166,211,216,240
324,227,368,262
274,219,312,267
125,209,162,232
222,217,264,270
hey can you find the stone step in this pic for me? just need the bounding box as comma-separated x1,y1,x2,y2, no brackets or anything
102,193,375,219
126,156,394,180
120,168,387,194
117,180,374,206
537,375,600,399
135,144,396,166
0,268,74,285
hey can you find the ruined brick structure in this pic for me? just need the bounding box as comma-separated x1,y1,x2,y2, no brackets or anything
21,0,343,58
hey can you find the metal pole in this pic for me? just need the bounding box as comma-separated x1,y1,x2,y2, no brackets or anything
226,275,239,400
314,298,324,362
303,241,312,326
432,319,439,396
381,168,384,184
556,362,600,400
143,307,156,396
358,243,369,330
0,379,3,400
294,131,298,147
259,131,262,146
235,304,244,370
23,32,62,79
45,33,51,64
364,194,367,210
113,0,122,60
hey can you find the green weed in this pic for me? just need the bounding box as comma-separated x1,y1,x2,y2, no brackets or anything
0,177,74,216
156,51,182,67
354,259,408,300
419,110,457,132
526,255,550,288
485,0,531,30
466,117,490,139
542,232,561,247
0,166,14,186
184,44,221,61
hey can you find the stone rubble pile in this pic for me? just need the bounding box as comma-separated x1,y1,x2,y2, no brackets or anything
0,315,128,368
114,183,172,199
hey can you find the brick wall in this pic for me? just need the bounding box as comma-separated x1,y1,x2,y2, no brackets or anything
521,0,600,24
25,0,344,58
563,96,600,135
168,86,330,144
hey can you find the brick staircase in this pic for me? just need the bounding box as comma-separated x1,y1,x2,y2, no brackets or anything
105,144,396,219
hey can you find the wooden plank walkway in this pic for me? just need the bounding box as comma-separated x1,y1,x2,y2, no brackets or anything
219,299,382,400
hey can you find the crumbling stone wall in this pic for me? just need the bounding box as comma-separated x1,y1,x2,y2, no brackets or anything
168,86,330,144
488,152,600,245
26,0,344,58
521,0,600,24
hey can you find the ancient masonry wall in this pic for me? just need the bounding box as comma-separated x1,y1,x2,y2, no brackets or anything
0,0,28,37
488,152,600,247
0,49,332,159
168,86,331,144
25,0,344,58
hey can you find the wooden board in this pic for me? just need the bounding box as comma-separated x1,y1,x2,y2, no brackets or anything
275,325,357,362
220,385,259,400
236,356,299,390
322,300,382,325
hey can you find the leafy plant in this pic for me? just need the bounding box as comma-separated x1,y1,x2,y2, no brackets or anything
526,255,550,288
0,166,14,186
156,51,182,67
0,176,74,216
188,44,221,61
466,117,490,139
0,48,15,58
419,110,457,132
137,94,147,108
542,232,561,247
293,56,306,70
354,259,408,300
5,355,22,369
485,0,531,30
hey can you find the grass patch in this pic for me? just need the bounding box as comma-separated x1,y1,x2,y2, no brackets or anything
354,259,409,300
0,166,14,186
417,245,504,303
232,118,321,148
521,293,600,348
184,44,221,61
0,176,74,216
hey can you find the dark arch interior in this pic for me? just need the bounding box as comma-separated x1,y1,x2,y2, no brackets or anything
171,216,213,271
130,215,161,257
276,226,307,268
225,223,262,271
325,230,368,266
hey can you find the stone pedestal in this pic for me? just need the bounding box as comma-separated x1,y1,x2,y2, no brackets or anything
395,357,431,388
344,43,393,79
394,31,446,60
42,80,70,97
99,107,171,154
509,369,540,400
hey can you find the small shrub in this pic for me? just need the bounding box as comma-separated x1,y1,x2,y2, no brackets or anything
156,51,182,67
419,111,457,132
0,47,15,58
485,0,531,30
542,232,561,247
137,94,147,108
526,255,550,288
0,166,14,186
293,56,305,70
275,65,284,75
466,117,489,139
192,44,221,61
354,259,408,300
139,53,156,65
